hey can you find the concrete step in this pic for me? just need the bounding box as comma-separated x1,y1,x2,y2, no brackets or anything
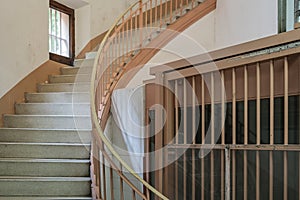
0,158,90,177
3,115,92,129
85,52,97,59
37,83,90,93
15,103,90,115
0,177,91,196
74,58,94,67
49,74,91,83
0,197,92,200
0,128,91,143
25,92,90,103
0,142,90,159
61,66,93,75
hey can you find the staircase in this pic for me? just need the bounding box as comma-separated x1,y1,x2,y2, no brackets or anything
0,59,93,199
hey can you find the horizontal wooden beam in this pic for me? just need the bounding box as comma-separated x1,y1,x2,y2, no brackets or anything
168,144,300,151
150,29,300,75
165,46,300,80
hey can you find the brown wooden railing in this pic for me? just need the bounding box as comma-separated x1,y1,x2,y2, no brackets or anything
148,29,300,200
90,0,206,199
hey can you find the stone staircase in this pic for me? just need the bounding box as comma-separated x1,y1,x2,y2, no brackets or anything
0,58,94,199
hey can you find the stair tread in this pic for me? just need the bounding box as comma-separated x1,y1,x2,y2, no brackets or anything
50,74,90,77
0,198,92,199
38,83,90,86
0,142,90,146
27,92,89,94
0,158,90,163
0,128,92,131
0,177,91,181
16,103,90,105
74,58,94,62
5,114,90,117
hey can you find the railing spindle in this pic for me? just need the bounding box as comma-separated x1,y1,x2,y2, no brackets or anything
110,165,115,200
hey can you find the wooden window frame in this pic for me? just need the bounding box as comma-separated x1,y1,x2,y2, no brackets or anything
49,0,75,65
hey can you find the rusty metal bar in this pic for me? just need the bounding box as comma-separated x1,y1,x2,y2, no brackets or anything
120,176,124,200
284,57,289,144
175,80,179,144
183,79,187,200
110,166,114,200
284,151,288,200
244,66,248,145
102,154,107,200
256,151,260,200
221,150,225,200
201,76,205,144
184,79,187,145
211,151,215,200
232,150,236,200
256,63,261,145
192,76,196,200
270,60,274,145
269,152,273,200
192,76,196,144
221,70,225,145
211,73,215,144
225,147,231,200
244,151,248,200
232,68,236,145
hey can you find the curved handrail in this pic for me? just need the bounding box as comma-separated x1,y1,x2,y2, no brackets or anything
90,0,202,199
90,1,168,199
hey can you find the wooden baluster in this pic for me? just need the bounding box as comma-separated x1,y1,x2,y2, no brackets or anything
221,70,225,200
192,76,196,200
256,62,261,200
232,68,236,200
211,72,215,200
201,76,205,200
269,60,274,200
244,66,248,200
283,56,289,200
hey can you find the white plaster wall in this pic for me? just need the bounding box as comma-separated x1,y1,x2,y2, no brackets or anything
128,0,279,87
215,0,278,49
75,5,91,55
75,0,137,55
0,0,49,98
127,11,216,88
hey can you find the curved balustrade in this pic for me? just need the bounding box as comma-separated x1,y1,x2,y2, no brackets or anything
90,0,204,199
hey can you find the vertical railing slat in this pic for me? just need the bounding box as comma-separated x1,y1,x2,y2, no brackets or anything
256,63,261,200
232,68,236,200
192,76,196,200
201,76,205,200
110,166,114,200
175,79,179,200
211,72,215,200
183,79,187,200
270,60,274,145
283,56,289,200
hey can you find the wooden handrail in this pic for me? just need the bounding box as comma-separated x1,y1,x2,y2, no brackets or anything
89,0,207,199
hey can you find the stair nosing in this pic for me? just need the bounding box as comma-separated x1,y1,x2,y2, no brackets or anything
0,176,91,181
0,158,90,163
0,142,91,146
0,128,92,131
4,114,91,117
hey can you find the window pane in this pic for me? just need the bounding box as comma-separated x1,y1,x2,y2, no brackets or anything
49,8,69,57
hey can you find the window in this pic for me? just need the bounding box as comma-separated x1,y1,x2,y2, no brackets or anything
49,0,74,65
295,0,300,24
278,0,300,33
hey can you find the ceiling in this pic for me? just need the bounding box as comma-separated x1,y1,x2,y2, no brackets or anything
54,0,89,9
